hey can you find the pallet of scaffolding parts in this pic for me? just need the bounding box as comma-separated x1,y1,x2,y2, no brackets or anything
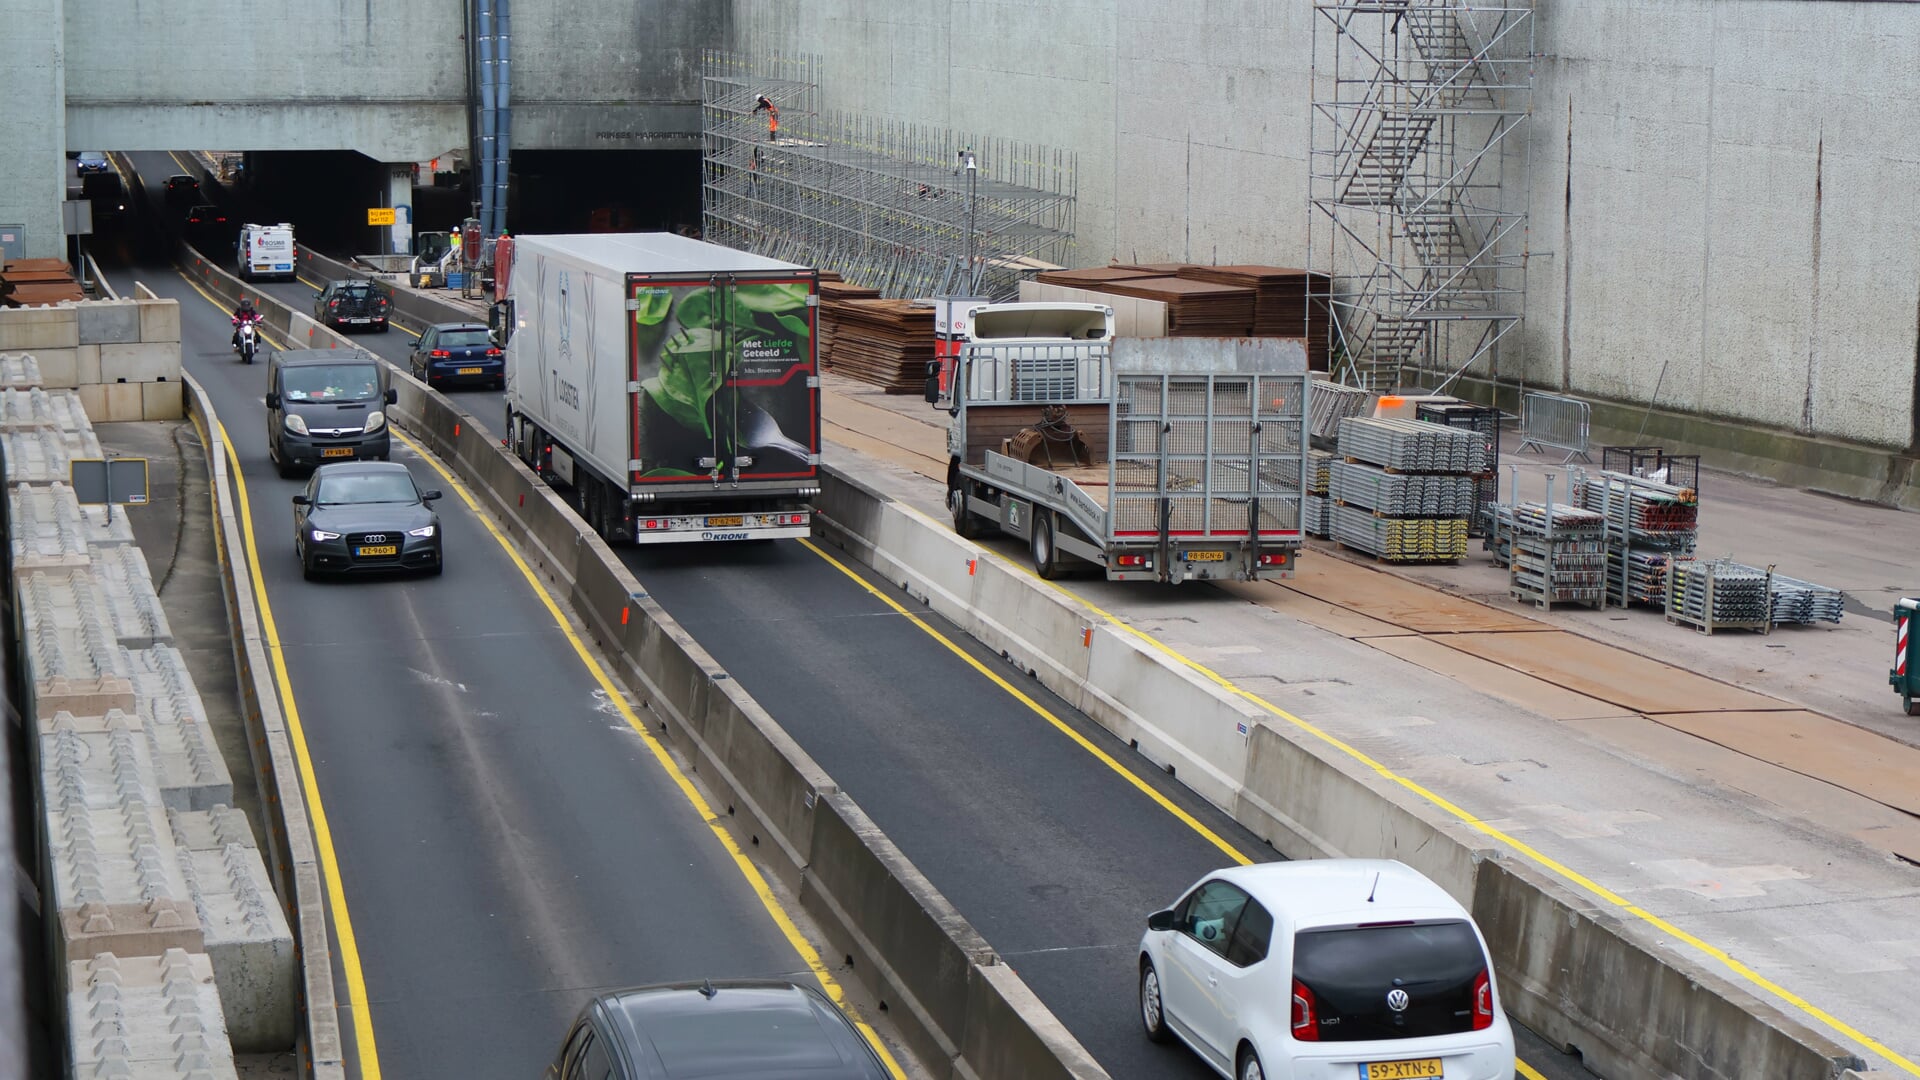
1005,404,1094,469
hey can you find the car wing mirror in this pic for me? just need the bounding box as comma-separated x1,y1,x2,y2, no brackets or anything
1147,909,1175,932
265,392,281,409
422,490,442,502
385,387,398,405
291,494,310,506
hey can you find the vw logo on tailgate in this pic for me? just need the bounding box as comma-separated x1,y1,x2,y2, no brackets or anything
361,534,388,543
1386,988,1410,1012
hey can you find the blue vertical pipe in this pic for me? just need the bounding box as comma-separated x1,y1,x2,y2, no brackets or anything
476,0,498,237
491,0,511,236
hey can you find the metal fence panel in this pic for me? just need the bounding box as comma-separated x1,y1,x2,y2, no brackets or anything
1516,391,1592,464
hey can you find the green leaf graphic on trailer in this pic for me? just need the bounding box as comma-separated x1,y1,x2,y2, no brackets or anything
642,326,725,438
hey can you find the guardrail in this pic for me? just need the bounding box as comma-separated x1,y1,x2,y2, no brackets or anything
1516,390,1594,464
221,261,1107,1079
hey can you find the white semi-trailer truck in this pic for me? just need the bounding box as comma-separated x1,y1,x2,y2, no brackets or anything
501,233,822,544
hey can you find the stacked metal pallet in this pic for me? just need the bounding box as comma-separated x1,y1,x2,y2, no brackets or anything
1573,470,1699,608
1502,504,1607,610
1310,379,1373,447
1666,559,1772,634
1330,418,1480,562
1330,463,1477,518
1331,506,1468,561
1770,574,1846,625
1416,401,1502,537
1305,450,1333,537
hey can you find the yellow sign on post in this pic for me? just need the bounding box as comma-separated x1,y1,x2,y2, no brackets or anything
367,208,397,226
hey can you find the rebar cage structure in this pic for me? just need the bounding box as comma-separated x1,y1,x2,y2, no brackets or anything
701,49,1078,302
1308,1,1536,392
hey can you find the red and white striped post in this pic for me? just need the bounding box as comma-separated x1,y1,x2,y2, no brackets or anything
1897,615,1909,679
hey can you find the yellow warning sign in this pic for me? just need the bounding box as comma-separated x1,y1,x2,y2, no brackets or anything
367,208,397,226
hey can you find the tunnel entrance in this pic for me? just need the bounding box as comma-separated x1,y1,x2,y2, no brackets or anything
505,150,702,236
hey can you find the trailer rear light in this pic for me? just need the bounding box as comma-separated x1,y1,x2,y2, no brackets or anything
1259,552,1289,567
643,519,664,530
430,349,450,358
1114,554,1149,568
778,513,808,525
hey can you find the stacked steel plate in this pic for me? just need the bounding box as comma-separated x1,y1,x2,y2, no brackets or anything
1337,417,1488,474
1330,417,1478,562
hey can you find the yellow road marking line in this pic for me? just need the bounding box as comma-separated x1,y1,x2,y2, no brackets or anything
992,547,1918,1075
393,433,908,1080
796,537,1250,866
1515,1061,1548,1080
215,420,385,1079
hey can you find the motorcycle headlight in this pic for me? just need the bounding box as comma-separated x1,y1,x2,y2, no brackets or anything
284,414,309,435
363,410,386,433
407,525,436,538
310,529,341,542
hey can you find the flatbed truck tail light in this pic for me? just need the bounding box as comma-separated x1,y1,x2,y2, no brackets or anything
1114,554,1150,568
1259,552,1289,567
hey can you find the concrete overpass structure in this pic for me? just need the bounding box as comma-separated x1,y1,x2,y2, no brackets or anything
0,0,723,259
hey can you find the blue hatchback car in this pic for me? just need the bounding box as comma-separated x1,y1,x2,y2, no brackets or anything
409,322,504,391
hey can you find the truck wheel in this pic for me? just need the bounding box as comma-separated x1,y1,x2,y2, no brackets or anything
1906,693,1918,717
949,484,982,539
1031,514,1061,579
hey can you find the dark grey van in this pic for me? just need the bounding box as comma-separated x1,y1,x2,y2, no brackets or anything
266,349,396,478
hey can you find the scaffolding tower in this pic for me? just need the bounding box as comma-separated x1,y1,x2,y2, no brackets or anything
702,49,1077,301
1309,1,1536,392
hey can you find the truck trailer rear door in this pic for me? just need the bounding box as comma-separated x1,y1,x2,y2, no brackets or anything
627,273,820,487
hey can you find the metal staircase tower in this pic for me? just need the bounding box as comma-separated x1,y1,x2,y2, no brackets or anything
1309,1,1536,392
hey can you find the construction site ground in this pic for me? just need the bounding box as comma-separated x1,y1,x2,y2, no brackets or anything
819,371,1920,1076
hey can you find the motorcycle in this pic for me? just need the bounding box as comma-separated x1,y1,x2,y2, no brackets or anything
234,318,259,364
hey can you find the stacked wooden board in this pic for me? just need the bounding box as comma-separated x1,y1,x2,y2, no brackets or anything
820,298,934,393
1,258,87,306
1033,269,1256,336
817,276,881,376
1175,265,1333,362
1033,262,1334,366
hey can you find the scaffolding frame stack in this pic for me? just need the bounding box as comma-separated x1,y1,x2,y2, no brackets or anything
1308,0,1536,393
1498,502,1607,610
1416,399,1501,535
701,49,1077,302
1666,559,1774,635
1309,377,1375,446
1306,449,1334,537
1572,469,1700,609
1330,416,1480,561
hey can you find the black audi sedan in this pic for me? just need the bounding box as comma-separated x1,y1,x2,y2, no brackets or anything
545,979,891,1080
291,462,443,580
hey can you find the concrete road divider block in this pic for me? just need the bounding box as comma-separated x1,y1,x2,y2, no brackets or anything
1080,628,1260,815
1238,722,1485,901
10,482,95,570
76,343,102,385
78,499,140,547
0,305,80,351
102,342,183,384
0,385,90,431
802,792,985,1074
94,546,174,647
169,806,257,853
21,571,139,720
67,950,240,1080
959,963,1108,1080
78,299,143,345
1473,854,1865,1080
173,839,296,1053
0,351,45,388
136,297,183,345
32,346,81,389
105,380,146,423
125,647,234,812
141,380,186,421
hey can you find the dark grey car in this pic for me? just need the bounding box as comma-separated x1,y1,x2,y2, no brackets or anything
292,462,443,580
545,979,892,1080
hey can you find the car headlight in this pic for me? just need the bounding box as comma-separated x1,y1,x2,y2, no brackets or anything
363,410,386,433
310,529,341,541
407,525,436,538
284,414,309,435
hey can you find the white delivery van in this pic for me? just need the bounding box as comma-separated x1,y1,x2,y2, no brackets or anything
238,223,296,281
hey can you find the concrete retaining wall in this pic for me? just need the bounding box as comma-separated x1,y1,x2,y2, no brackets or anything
0,299,184,421
808,465,1868,1080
